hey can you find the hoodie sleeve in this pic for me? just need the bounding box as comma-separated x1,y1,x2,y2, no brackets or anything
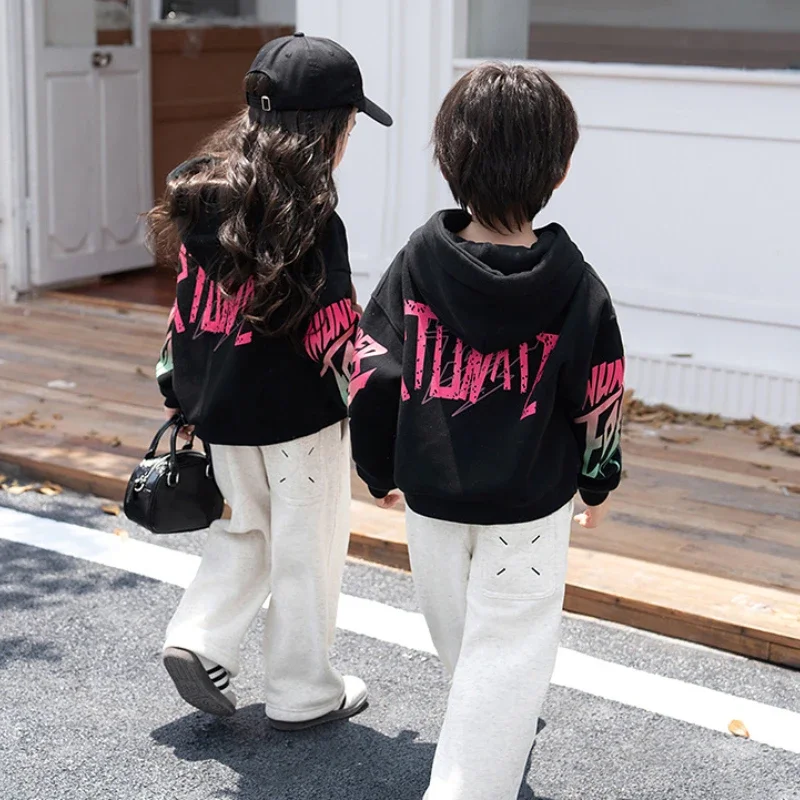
349,294,405,499
156,305,180,410
570,304,625,507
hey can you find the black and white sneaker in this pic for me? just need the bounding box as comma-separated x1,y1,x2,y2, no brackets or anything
163,647,237,717
268,675,368,731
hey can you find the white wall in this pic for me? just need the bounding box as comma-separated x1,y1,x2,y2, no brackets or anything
296,0,456,303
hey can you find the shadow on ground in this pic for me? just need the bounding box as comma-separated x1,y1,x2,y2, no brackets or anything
153,706,552,800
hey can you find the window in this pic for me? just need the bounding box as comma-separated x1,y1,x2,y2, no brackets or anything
467,0,800,70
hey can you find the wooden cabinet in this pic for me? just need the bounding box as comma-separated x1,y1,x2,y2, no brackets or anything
151,24,292,202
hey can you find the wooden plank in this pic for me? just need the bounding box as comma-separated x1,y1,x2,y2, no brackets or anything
566,547,800,650
42,290,169,316
0,352,161,409
626,423,800,474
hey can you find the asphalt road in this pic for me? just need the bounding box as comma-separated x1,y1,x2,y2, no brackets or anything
1,478,798,800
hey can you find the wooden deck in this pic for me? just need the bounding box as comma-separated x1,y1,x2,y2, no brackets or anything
1,293,799,668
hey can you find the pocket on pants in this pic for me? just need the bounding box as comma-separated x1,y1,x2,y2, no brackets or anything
474,515,561,601
264,430,326,505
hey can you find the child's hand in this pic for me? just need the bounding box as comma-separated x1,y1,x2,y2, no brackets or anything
163,405,194,441
375,492,401,510
573,499,610,529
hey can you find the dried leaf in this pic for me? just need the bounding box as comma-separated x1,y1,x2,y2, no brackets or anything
109,437,122,448
7,484,35,496
38,481,63,497
728,720,750,739
791,423,800,435
0,474,6,485
101,503,121,516
0,411,39,431
113,528,129,540
659,433,700,445
622,388,635,409
135,366,149,379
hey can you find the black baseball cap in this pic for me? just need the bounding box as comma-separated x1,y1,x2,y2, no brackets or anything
245,32,392,127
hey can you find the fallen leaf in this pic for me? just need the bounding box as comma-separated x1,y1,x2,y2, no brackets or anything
659,433,700,445
101,503,121,516
0,411,39,431
135,366,149,379
0,474,6,484
791,423,800,435
38,481,63,497
6,484,35,496
109,437,122,448
728,720,749,739
113,528,129,540
52,413,63,421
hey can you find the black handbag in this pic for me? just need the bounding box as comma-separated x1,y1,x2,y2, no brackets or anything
124,415,224,534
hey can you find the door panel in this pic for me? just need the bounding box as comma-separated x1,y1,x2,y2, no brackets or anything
46,73,95,257
26,0,153,287
99,70,145,248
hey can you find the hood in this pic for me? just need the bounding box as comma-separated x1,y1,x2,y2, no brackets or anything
406,210,586,353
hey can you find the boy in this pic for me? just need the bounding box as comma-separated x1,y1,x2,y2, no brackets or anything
349,64,624,799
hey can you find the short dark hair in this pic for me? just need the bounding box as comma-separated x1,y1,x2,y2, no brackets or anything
433,63,579,232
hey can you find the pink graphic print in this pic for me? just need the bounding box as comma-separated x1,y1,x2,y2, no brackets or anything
574,358,625,480
404,301,558,419
349,328,388,404
172,248,256,349
304,299,360,404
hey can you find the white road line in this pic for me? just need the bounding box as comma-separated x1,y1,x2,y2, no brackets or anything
2,506,799,754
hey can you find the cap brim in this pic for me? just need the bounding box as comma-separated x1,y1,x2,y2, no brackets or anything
360,96,393,127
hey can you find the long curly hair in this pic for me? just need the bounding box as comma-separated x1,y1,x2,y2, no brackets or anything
147,71,354,337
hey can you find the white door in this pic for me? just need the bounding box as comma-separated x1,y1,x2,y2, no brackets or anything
24,0,153,287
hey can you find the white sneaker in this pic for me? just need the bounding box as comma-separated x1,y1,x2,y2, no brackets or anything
268,675,368,731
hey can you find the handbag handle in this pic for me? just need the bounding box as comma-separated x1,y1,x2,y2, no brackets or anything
146,414,211,488
145,414,183,459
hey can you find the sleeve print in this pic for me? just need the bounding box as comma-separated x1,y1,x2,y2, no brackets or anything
304,298,360,405
570,309,625,506
156,297,180,409
574,358,624,483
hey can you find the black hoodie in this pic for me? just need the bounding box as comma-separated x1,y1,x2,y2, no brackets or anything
156,165,357,446
349,210,625,525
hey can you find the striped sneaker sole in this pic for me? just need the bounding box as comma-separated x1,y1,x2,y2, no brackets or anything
163,647,236,717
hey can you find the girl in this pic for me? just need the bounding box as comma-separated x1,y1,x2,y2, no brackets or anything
148,33,392,728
